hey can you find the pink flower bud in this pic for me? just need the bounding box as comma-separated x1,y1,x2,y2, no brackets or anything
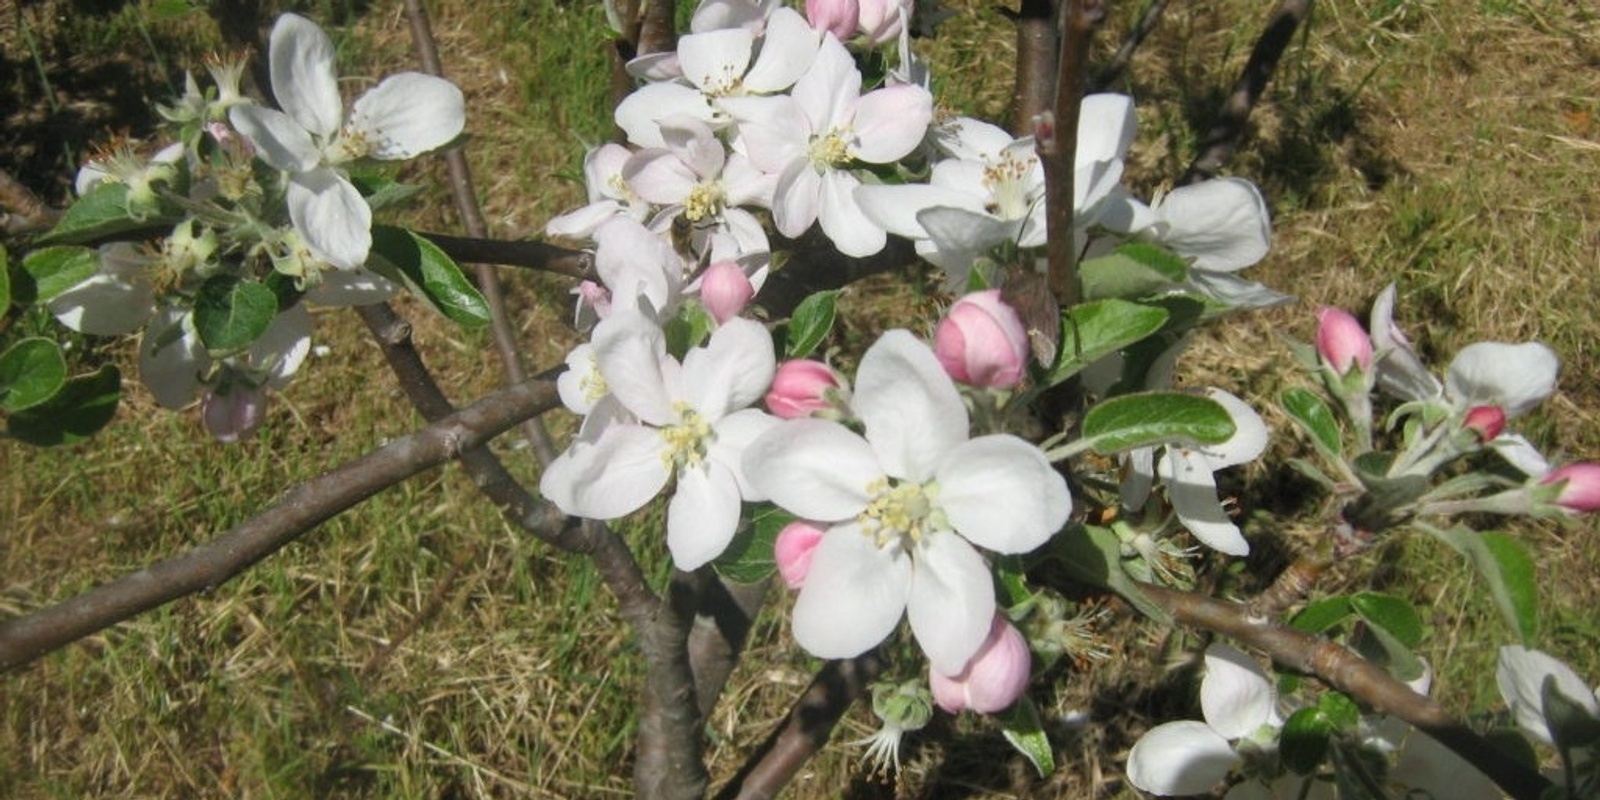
935,290,1029,389
1540,463,1600,513
930,615,1031,714
575,280,613,321
1316,306,1373,374
774,521,827,589
202,384,266,444
857,0,910,43
766,359,848,419
805,0,860,40
699,260,754,324
1462,405,1506,442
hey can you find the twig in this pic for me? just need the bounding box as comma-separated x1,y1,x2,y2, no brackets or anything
0,167,62,235
1092,0,1173,89
1039,0,1104,310
1178,0,1313,185
416,231,592,279
1138,582,1554,800
401,0,560,466
0,377,561,673
713,653,885,800
1008,0,1058,136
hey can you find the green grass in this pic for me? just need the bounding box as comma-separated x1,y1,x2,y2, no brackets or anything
3,0,1600,797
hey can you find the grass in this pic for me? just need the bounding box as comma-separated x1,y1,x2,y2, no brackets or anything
2,0,1599,797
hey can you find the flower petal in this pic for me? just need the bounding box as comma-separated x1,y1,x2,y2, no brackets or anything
667,461,744,569
269,13,343,139
791,524,910,659
907,532,995,675
743,419,878,520
1198,389,1268,468
228,105,321,173
1162,448,1250,556
854,330,968,483
1126,720,1239,796
850,83,932,164
349,73,465,159
681,317,775,419
817,170,885,257
677,28,754,96
287,168,371,270
593,308,677,426
540,423,670,519
772,159,822,238
741,7,820,93
1201,644,1276,739
1497,645,1599,745
1151,178,1272,272
1446,341,1559,418
139,306,208,409
937,434,1070,553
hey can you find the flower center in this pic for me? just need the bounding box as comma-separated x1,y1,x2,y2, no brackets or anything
808,127,854,170
857,477,942,547
684,180,725,222
659,403,714,470
981,151,1038,219
579,356,608,405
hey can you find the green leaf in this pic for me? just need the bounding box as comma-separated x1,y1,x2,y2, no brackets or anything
1049,525,1172,625
348,172,422,211
1433,527,1539,642
1350,608,1426,683
997,696,1055,777
1543,676,1600,752
1281,387,1342,456
1079,392,1236,454
1350,592,1423,648
784,290,838,358
21,246,99,303
712,505,792,584
1290,596,1353,634
0,338,68,412
0,245,10,310
1317,692,1361,731
193,276,278,352
1045,299,1169,385
40,183,162,244
368,226,491,328
7,365,121,446
1078,243,1188,300
1280,707,1334,775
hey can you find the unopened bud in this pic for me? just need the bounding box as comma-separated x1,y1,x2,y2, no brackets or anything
1539,463,1600,514
935,290,1029,389
806,0,860,40
202,383,266,443
1316,306,1372,375
774,520,826,589
929,615,1032,714
1462,404,1506,442
765,359,849,419
699,260,754,324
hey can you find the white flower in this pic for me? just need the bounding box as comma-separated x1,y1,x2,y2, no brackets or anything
742,330,1070,674
1127,644,1281,796
228,13,464,270
623,115,774,256
546,143,653,240
539,308,777,569
139,303,311,410
1497,645,1600,747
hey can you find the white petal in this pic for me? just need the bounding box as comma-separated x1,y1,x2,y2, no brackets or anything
791,525,910,659
1075,94,1137,166
937,435,1071,553
667,461,744,569
706,408,781,501
1151,178,1271,272
592,309,676,426
1198,389,1269,468
791,35,858,131
817,170,885,257
594,217,682,317
772,160,822,238
681,317,775,420
624,148,701,205
228,105,321,173
1126,720,1239,796
1201,644,1276,739
850,84,933,164
139,307,208,409
855,183,981,239
907,532,995,675
1497,645,1600,745
287,168,371,270
349,73,465,159
269,13,343,139
1370,283,1443,402
49,266,155,337
540,423,670,519
1446,342,1559,418
1163,449,1250,556
743,419,878,520
932,116,1016,160
677,28,754,96
855,330,968,483
1390,730,1501,800
249,303,312,387
741,7,820,93
614,83,716,148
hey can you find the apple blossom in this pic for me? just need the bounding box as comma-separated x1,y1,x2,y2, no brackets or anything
1497,645,1600,746
1539,462,1600,514
1126,644,1281,796
697,260,755,323
742,330,1070,675
929,615,1031,714
1462,404,1507,442
935,290,1029,389
764,359,849,419
805,0,859,40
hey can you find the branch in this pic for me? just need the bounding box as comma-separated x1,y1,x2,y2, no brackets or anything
0,167,61,235
635,570,712,800
1008,0,1058,136
687,573,770,719
713,653,885,800
1038,0,1104,310
416,231,593,279
1092,0,1173,90
1179,0,1312,185
0,377,561,673
1138,581,1554,800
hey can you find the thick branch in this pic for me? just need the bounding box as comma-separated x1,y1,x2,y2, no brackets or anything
688,574,770,719
1039,0,1103,309
417,231,592,279
1139,582,1553,800
0,378,560,673
714,653,884,800
636,570,712,800
1179,0,1312,185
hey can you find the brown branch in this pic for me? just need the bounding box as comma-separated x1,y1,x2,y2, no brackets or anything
0,167,62,235
1138,582,1554,800
417,231,593,279
688,574,770,719
1178,0,1312,185
1092,0,1173,89
638,0,678,59
636,569,713,800
1008,0,1059,136
1039,0,1104,310
0,377,561,673
713,653,885,800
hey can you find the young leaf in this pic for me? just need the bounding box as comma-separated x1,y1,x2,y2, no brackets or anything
713,505,792,584
7,365,121,446
1281,387,1343,457
1350,592,1423,648
997,696,1055,777
1049,525,1172,625
1080,392,1235,454
1433,527,1539,642
40,183,163,245
1280,707,1333,774
784,290,837,358
1078,243,1188,300
0,338,68,411
1542,677,1600,752
193,276,279,352
1045,299,1169,385
1290,596,1353,634
368,226,491,328
1317,692,1361,731
21,246,99,303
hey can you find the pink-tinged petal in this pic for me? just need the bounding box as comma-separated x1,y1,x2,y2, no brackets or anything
593,309,676,426
744,7,822,93
251,303,312,387
681,317,775,419
792,35,859,130
546,200,627,240
792,525,910,659
660,115,726,179
615,83,716,148
1446,341,1559,418
850,84,933,164
667,461,744,569
706,408,780,500
140,307,207,409
937,435,1070,553
854,330,968,482
907,532,995,675
743,419,878,520
1126,721,1239,796
1075,93,1136,166
624,148,701,205
930,615,1031,714
1316,305,1374,373
304,267,397,306
287,168,371,270
540,423,670,519
817,170,886,257
1152,178,1271,272
269,14,342,138
586,143,634,201
773,160,823,238
774,520,826,589
804,0,858,40
1497,645,1599,745
1197,389,1269,469
1162,448,1250,556
855,183,981,239
1201,644,1276,739
228,105,320,173
349,73,465,159
678,28,754,96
